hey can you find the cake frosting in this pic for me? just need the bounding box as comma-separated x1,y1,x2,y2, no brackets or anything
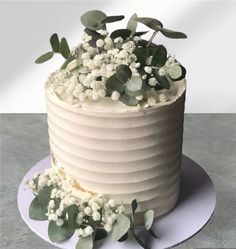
46,79,186,223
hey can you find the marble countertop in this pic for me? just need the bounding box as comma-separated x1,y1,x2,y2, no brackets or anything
1,114,236,249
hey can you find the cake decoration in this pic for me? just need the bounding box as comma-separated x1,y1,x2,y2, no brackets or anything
29,10,187,249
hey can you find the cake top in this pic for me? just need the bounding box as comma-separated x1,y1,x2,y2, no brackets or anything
36,10,187,108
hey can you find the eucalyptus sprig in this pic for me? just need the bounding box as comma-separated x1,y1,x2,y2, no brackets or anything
35,33,71,64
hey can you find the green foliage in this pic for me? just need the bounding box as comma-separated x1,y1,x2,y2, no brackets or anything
134,47,149,66
105,74,125,95
94,228,107,241
80,10,107,31
158,27,187,39
110,29,131,39
125,76,144,96
50,33,60,52
48,220,74,242
126,13,138,36
60,56,74,70
168,64,186,81
38,186,53,213
68,204,79,229
60,38,70,59
29,197,48,220
134,31,148,36
131,230,151,249
136,17,163,30
35,52,54,64
102,15,124,24
118,232,128,242
151,45,167,68
111,213,131,241
116,64,132,83
76,236,94,249
144,210,155,230
120,94,139,106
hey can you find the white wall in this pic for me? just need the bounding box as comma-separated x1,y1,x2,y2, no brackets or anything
1,1,236,113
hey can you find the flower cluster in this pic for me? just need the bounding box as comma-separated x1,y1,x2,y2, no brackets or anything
28,167,126,237
46,31,180,107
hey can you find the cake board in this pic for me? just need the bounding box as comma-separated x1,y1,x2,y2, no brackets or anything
18,155,216,249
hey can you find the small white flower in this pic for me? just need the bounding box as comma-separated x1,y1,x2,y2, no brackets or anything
84,226,94,236
91,202,100,211
116,205,125,213
96,39,104,47
78,228,85,237
79,92,86,102
148,77,158,87
168,56,176,63
108,199,116,208
147,97,157,106
48,200,55,209
111,91,120,101
83,34,92,43
98,89,106,98
104,37,113,45
158,68,166,76
28,180,35,189
101,30,109,36
56,218,64,227
144,66,152,74
104,223,112,232
81,52,91,60
56,209,63,217
114,37,123,43
48,213,58,221
142,74,147,80
84,206,92,216
159,93,168,103
76,212,84,224
92,211,101,221
133,36,141,42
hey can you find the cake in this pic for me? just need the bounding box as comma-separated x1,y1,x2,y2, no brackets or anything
29,10,187,249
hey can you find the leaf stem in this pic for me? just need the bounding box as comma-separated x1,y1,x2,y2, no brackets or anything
147,30,158,47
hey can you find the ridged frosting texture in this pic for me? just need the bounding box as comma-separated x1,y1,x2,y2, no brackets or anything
46,90,185,221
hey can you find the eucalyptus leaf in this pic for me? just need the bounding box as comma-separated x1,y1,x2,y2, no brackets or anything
60,38,70,59
76,236,94,249
68,204,78,229
153,71,170,90
131,230,150,249
84,28,103,41
134,31,148,36
158,27,187,39
50,33,60,52
136,17,163,31
102,15,124,24
116,64,132,83
151,45,167,68
118,232,128,242
48,220,74,242
111,213,131,241
29,197,47,220
35,51,54,64
81,10,107,31
125,76,144,97
133,47,149,66
120,94,139,106
37,186,53,213
168,64,186,81
168,64,182,80
94,228,107,241
126,13,138,36
105,74,125,95
110,29,131,39
144,210,155,230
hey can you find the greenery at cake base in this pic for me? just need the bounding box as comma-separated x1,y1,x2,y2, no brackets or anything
28,168,158,249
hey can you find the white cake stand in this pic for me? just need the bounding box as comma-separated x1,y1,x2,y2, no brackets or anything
18,155,216,249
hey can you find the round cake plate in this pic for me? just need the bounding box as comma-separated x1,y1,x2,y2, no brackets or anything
18,155,216,249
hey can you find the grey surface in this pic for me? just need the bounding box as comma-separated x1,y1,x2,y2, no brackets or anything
0,114,236,249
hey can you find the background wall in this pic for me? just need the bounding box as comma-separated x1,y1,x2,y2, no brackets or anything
0,0,236,113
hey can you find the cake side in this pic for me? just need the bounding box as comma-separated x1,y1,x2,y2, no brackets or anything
46,82,185,223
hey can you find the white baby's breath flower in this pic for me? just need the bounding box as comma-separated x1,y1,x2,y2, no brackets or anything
148,77,158,87
81,52,91,60
104,223,112,232
76,212,84,224
84,226,94,236
96,39,104,48
116,205,125,213
144,66,152,74
114,37,123,43
98,89,106,98
147,96,157,106
28,180,35,189
48,213,58,221
133,36,141,42
84,206,92,216
159,93,168,103
104,37,113,45
56,218,64,227
83,34,92,43
108,199,115,208
101,30,109,36
111,91,120,101
158,68,166,76
56,209,63,217
92,211,101,221
79,92,86,102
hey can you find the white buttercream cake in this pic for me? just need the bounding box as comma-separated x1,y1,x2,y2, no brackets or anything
34,11,188,230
